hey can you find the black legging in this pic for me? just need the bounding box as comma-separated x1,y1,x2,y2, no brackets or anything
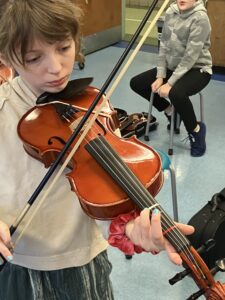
130,68,211,133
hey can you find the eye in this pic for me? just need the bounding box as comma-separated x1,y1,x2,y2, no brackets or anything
60,44,71,52
25,56,40,64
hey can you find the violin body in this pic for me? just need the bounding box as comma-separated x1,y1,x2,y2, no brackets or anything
18,86,163,220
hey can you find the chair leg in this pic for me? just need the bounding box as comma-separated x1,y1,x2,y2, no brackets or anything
168,109,175,155
175,112,180,134
144,93,154,141
199,92,204,122
169,164,179,222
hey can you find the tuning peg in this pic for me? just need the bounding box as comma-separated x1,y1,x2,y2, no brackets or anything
197,239,216,255
169,268,191,285
211,258,225,275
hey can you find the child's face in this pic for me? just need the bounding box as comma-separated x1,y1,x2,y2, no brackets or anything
177,0,196,11
12,37,76,96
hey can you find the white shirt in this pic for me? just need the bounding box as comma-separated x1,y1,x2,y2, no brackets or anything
0,77,108,270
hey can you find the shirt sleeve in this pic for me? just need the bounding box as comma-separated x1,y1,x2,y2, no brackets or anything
156,20,168,79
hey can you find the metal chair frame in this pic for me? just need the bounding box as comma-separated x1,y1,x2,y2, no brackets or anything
144,92,204,155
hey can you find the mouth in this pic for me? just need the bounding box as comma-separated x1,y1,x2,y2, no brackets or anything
47,75,68,87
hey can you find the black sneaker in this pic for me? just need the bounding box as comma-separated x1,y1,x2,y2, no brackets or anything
188,122,206,157
164,111,181,134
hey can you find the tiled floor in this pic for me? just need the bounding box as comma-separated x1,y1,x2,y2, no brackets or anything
72,45,225,300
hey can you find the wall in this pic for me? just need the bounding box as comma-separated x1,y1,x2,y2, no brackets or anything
74,0,122,54
126,0,167,8
207,0,225,67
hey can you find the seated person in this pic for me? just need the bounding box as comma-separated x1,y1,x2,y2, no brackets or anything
130,0,212,157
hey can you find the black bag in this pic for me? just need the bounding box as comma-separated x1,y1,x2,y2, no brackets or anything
188,188,225,269
114,108,158,138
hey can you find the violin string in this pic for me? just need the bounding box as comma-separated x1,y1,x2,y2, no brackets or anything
69,113,204,274
81,126,199,267
67,110,206,278
89,135,206,277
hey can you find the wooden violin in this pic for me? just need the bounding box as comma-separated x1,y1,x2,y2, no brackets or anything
17,81,225,299
17,85,163,219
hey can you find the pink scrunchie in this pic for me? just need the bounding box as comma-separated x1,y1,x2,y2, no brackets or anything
108,210,143,255
108,210,160,256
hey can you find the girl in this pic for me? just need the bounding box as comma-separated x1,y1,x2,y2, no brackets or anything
130,0,212,157
0,1,193,299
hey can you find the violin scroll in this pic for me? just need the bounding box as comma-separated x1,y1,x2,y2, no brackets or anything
205,282,225,300
169,240,225,299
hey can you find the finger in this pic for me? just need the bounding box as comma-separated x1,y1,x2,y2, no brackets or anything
151,84,157,93
129,216,142,245
138,208,152,249
0,221,13,262
139,208,151,229
0,221,11,246
0,240,13,263
150,209,165,250
176,223,195,235
164,240,182,265
157,87,161,95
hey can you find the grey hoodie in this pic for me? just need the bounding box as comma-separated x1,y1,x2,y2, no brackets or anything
157,0,212,86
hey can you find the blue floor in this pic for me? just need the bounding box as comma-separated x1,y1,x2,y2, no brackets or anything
72,45,225,300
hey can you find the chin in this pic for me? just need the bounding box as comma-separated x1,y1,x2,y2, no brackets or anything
46,82,69,94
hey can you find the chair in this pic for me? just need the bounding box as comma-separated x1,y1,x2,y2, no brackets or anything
144,92,205,155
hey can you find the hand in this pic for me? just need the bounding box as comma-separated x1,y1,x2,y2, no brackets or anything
158,83,172,98
151,78,163,93
0,220,13,263
125,208,194,265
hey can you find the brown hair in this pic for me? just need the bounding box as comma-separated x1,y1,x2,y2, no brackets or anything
0,0,82,66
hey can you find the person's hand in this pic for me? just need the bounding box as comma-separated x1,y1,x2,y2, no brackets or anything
0,220,13,263
158,82,172,98
151,78,163,93
125,208,194,265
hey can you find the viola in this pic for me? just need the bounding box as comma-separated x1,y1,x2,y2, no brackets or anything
17,85,163,219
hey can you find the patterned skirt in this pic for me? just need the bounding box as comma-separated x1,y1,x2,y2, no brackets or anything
0,251,114,300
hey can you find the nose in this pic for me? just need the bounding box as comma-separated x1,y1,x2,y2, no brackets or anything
46,54,62,75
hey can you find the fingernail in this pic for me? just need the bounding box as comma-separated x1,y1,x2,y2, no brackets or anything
153,208,159,215
7,255,13,262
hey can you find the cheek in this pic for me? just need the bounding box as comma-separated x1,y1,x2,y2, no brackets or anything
67,51,76,69
20,71,41,88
